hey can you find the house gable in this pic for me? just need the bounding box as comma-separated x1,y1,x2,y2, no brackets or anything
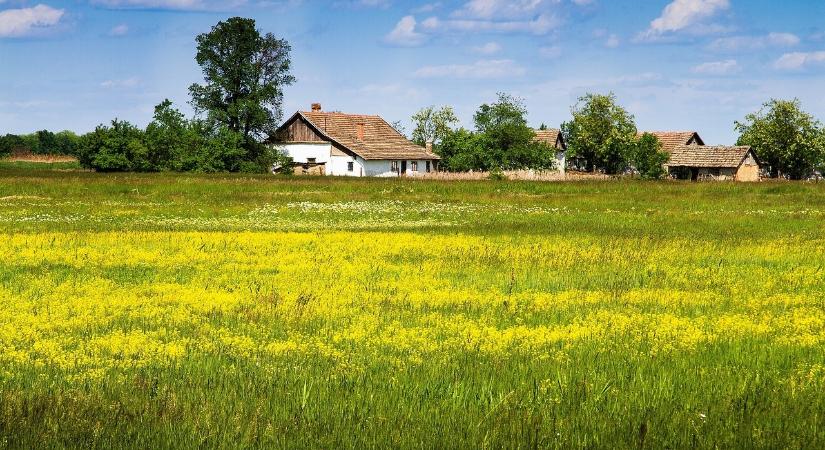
275,114,328,143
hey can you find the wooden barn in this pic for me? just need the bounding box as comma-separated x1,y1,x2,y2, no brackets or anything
268,103,440,177
532,128,567,173
667,145,761,182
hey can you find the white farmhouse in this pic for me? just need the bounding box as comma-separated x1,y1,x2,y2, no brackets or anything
267,104,440,177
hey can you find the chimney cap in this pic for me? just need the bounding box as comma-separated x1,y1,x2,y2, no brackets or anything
311,103,322,112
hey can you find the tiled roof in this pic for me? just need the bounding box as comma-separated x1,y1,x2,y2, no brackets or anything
668,145,754,168
638,131,703,153
533,129,565,150
297,111,440,160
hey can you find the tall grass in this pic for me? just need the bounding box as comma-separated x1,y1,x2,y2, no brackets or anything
0,169,824,448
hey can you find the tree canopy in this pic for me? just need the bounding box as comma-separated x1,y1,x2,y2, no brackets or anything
562,93,638,174
432,94,555,172
735,99,825,179
189,17,295,147
411,106,458,147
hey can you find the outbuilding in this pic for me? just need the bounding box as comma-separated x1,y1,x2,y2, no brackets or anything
268,104,440,177
667,145,761,182
532,128,567,173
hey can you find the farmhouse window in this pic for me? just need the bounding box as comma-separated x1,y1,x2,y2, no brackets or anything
426,161,431,173
411,161,418,172
307,158,316,164
391,161,399,172
347,161,354,172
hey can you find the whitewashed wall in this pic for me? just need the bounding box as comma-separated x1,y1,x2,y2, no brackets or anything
276,143,331,164
275,143,366,176
362,159,435,177
556,151,566,174
273,144,435,178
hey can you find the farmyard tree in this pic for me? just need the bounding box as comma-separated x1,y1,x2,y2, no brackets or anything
562,92,637,174
189,17,295,159
473,93,555,171
634,133,669,179
411,106,459,147
735,99,825,179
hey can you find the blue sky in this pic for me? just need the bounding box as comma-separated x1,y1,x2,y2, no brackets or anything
1,0,824,144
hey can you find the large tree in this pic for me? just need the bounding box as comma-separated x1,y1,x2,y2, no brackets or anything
561,93,637,174
735,99,825,179
411,106,459,147
189,17,295,149
473,93,555,171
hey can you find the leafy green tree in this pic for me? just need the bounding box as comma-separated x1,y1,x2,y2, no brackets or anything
189,17,295,154
77,120,153,172
33,130,57,154
437,128,483,172
54,131,80,156
0,134,25,157
473,93,554,171
411,106,458,146
145,99,193,170
561,92,637,174
634,133,669,179
735,99,825,179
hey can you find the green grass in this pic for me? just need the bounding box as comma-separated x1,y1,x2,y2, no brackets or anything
1,166,824,448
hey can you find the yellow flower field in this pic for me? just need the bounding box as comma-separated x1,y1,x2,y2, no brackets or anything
1,173,824,448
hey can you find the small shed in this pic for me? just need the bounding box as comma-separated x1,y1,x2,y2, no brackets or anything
667,145,760,182
532,129,567,173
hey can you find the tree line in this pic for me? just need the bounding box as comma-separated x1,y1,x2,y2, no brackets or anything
409,93,825,180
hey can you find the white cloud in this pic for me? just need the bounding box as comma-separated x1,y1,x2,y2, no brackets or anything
708,32,799,51
605,34,619,48
92,0,204,9
386,0,561,44
412,2,441,13
384,15,426,46
454,0,546,20
420,13,560,35
691,59,739,75
774,51,825,70
101,77,141,88
108,23,129,36
538,45,561,58
414,59,525,79
644,0,729,37
472,41,502,54
0,4,64,38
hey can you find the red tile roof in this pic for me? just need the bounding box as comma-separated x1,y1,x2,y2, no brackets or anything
638,131,704,153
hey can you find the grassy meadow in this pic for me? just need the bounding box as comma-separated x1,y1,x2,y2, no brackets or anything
1,164,824,448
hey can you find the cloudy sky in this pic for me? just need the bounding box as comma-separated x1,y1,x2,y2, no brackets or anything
1,0,824,144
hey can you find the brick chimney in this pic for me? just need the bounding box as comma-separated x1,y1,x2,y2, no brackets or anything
356,123,365,141
426,141,433,152
311,103,322,112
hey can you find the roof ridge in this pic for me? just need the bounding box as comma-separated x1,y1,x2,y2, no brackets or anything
301,111,382,118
